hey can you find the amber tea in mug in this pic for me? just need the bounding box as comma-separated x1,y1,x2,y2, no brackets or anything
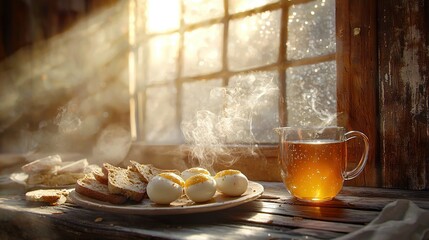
275,127,369,202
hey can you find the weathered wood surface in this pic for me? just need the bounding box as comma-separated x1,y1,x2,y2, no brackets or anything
378,0,429,190
336,0,378,188
1,181,428,240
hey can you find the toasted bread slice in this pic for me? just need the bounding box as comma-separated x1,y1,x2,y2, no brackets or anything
21,155,62,174
103,163,147,202
129,160,180,183
93,169,108,185
75,175,127,204
25,189,69,205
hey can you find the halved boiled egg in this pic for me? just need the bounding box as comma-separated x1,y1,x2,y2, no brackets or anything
214,169,248,197
181,167,211,181
147,172,184,205
184,174,216,203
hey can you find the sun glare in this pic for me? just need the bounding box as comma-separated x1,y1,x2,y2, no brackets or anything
146,0,181,33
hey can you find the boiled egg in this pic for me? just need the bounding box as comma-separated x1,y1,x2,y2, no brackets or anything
147,172,184,205
214,170,248,197
184,174,216,203
181,167,211,181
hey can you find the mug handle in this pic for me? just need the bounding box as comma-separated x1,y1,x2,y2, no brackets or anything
343,131,370,180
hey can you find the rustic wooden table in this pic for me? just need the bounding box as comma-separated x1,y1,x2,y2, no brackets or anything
1,163,429,239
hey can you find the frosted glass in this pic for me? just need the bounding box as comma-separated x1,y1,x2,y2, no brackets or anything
286,0,335,60
146,0,180,33
182,24,223,77
228,10,281,71
145,86,182,144
181,79,223,123
183,0,224,25
229,0,279,14
286,61,337,127
147,34,179,84
226,71,279,143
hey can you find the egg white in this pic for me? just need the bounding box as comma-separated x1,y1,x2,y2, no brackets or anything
184,174,216,203
147,173,184,205
214,170,248,197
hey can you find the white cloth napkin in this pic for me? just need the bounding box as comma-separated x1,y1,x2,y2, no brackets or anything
337,199,429,240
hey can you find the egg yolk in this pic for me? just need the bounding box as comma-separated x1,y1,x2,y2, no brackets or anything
158,173,184,187
215,169,241,178
185,174,211,187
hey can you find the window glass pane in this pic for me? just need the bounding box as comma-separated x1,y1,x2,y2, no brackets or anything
146,0,180,33
286,0,335,60
147,34,180,84
286,61,337,127
181,79,223,123
228,10,281,71
183,0,224,25
228,0,279,14
145,86,181,143
226,71,279,143
182,24,223,77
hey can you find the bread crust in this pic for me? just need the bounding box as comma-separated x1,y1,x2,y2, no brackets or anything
74,162,182,204
25,189,70,205
93,170,108,185
129,161,180,183
103,163,147,202
75,176,127,204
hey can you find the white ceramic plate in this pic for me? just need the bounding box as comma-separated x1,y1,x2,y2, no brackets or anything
9,172,75,189
69,181,264,215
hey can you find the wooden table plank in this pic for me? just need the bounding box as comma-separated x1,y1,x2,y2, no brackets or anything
265,195,429,211
340,186,429,199
242,212,362,233
254,201,379,224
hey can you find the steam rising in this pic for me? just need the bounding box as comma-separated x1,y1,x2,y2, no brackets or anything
181,73,279,168
55,105,82,134
92,124,131,166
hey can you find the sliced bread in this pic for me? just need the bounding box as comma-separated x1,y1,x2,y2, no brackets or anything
103,163,147,202
75,175,127,204
25,189,70,206
129,160,180,183
92,169,108,185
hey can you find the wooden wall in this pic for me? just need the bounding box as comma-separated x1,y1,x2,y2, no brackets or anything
336,0,378,187
378,0,429,190
338,0,428,190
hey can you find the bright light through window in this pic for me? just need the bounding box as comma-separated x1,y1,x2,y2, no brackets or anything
129,0,336,145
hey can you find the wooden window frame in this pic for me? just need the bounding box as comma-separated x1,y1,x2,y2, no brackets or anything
127,0,379,186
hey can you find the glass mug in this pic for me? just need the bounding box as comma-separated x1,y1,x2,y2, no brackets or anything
275,127,369,202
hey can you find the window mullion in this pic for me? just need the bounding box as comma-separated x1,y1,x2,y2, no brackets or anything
278,1,290,127
175,0,186,141
222,0,229,87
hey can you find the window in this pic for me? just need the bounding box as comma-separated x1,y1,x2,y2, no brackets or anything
129,0,337,148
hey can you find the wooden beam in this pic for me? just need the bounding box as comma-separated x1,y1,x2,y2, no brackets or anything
336,0,379,187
